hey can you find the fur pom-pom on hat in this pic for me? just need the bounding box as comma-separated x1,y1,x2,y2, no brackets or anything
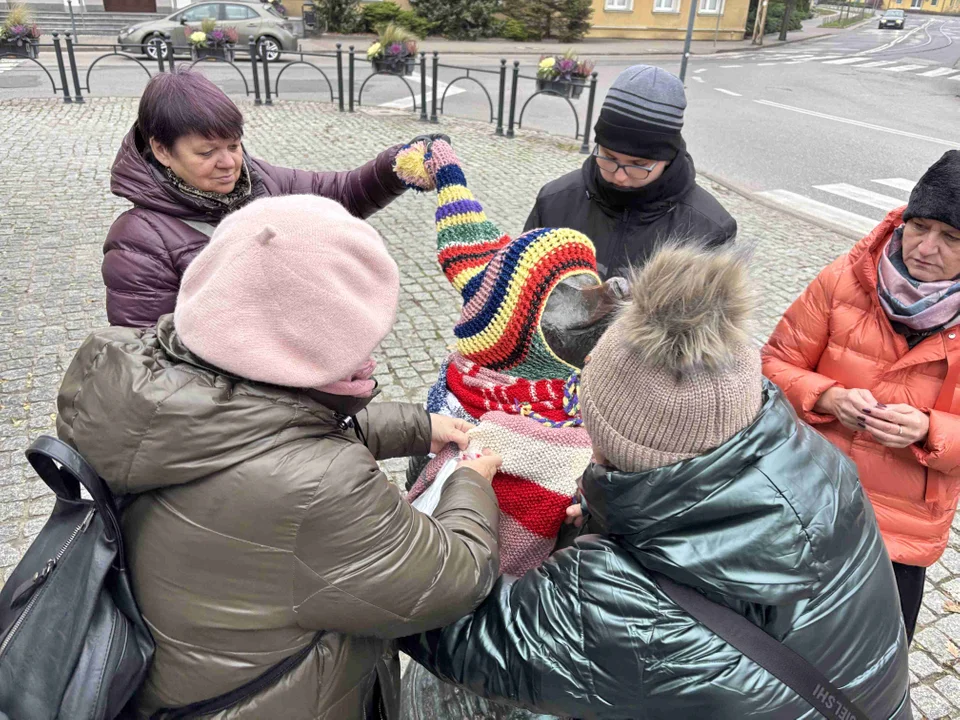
621,242,755,377
580,243,762,473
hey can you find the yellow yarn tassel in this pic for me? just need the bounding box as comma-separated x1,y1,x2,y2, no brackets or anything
393,141,435,191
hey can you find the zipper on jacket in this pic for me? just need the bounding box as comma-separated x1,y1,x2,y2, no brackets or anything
0,507,96,658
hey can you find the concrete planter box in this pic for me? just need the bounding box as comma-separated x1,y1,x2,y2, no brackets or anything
0,37,39,59
371,55,414,76
536,78,586,99
191,45,235,62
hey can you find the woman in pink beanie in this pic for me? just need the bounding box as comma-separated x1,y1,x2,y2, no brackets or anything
55,194,502,719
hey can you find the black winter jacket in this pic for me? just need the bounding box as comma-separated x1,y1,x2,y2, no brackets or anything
523,154,737,278
402,383,912,720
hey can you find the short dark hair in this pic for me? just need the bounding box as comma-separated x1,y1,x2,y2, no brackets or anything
137,69,244,149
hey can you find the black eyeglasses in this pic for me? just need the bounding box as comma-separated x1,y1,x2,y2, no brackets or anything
592,147,659,180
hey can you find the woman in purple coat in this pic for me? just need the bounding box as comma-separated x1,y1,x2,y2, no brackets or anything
104,69,415,327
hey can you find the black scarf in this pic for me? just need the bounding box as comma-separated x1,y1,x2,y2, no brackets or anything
587,151,697,219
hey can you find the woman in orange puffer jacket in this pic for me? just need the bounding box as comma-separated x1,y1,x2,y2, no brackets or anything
763,150,960,643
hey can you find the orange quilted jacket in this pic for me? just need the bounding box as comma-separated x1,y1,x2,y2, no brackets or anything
763,207,960,567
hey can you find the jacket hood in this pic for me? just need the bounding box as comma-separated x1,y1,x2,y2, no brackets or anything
582,151,697,220
580,381,866,604
57,316,369,495
110,125,254,222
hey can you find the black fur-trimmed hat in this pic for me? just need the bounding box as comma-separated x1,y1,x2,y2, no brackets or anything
903,150,960,231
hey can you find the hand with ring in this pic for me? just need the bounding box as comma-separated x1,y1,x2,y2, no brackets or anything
856,402,930,449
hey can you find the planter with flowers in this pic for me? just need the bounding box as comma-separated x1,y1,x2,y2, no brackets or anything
366,24,417,76
536,51,594,100
187,18,238,62
0,6,41,59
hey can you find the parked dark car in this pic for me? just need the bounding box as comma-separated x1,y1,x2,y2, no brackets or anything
879,9,906,29
118,1,297,61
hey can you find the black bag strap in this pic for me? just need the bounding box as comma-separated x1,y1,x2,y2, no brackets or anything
651,571,872,720
150,631,325,719
25,436,125,561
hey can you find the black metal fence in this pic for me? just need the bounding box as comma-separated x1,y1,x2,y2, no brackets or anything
1,34,600,153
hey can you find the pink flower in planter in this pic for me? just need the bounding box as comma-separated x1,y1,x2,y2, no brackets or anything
387,42,402,55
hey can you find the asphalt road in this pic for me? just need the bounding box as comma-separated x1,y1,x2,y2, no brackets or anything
3,16,959,236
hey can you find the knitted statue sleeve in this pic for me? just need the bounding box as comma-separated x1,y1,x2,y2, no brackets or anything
394,140,511,296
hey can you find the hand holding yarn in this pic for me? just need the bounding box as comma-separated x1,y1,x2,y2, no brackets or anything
393,135,455,192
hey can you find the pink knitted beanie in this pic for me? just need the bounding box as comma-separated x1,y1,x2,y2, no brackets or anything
174,195,400,392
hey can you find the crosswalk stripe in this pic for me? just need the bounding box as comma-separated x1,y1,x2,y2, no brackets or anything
720,64,742,68
873,178,916,192
755,190,877,235
813,183,905,211
884,64,927,73
757,62,781,66
920,67,957,77
858,60,899,68
823,57,869,65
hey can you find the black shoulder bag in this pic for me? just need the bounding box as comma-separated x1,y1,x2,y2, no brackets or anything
651,571,890,720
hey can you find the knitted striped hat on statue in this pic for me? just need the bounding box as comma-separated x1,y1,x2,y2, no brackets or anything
395,139,599,381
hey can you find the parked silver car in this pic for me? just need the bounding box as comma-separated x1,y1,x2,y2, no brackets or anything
118,1,297,61
878,9,906,29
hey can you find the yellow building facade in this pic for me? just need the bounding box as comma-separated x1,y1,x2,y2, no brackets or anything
881,0,960,14
587,0,750,40
360,0,749,40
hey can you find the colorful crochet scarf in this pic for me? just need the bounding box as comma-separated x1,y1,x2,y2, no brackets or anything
878,227,960,343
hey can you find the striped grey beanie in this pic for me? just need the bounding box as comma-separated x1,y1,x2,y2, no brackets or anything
594,65,686,161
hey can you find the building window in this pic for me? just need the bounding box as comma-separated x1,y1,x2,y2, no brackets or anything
604,0,633,9
699,0,723,14
654,0,680,12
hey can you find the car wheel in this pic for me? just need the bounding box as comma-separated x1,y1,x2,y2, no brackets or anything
144,35,170,60
257,36,282,62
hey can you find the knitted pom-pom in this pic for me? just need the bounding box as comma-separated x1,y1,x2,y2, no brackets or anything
393,141,435,191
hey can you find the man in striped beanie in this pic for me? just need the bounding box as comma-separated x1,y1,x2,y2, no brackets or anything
394,138,623,576
524,64,737,279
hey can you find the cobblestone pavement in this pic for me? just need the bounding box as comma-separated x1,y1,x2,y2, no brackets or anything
0,97,956,717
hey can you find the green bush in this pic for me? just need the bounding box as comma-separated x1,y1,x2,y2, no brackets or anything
361,1,401,31
745,0,803,35
317,0,365,32
501,0,592,41
410,0,500,39
499,17,533,40
396,9,435,37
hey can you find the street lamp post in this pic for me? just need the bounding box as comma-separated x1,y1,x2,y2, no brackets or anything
678,0,699,83
66,0,78,38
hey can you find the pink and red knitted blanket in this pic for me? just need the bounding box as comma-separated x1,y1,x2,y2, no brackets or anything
408,410,592,577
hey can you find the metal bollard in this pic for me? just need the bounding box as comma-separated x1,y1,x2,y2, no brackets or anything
348,46,355,112
64,33,84,103
154,36,165,73
261,43,272,105
495,59,506,136
164,33,175,71
249,38,262,105
52,33,73,103
336,43,344,112
430,51,439,123
506,61,519,138
419,52,428,122
580,72,598,154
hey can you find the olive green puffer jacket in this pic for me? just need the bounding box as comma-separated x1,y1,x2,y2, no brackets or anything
56,317,500,719
403,382,912,720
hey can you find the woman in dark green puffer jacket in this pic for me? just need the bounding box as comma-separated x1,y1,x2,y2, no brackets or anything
401,245,912,720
